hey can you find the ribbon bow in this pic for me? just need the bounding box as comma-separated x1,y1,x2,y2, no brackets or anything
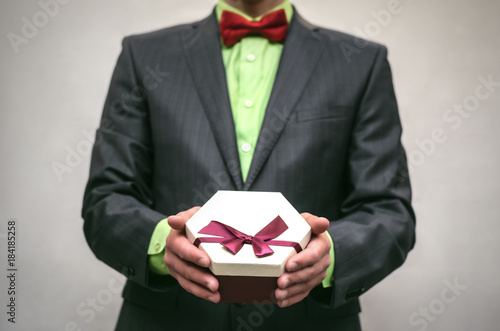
193,216,302,257
219,9,288,47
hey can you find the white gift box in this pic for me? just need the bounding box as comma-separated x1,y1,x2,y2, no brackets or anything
185,190,311,303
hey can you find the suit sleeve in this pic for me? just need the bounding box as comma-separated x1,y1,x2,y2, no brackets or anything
328,45,416,308
82,37,171,289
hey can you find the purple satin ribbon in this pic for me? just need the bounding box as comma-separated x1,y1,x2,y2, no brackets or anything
193,216,302,257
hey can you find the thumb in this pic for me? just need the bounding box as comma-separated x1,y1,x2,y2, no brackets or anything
167,215,186,230
301,212,329,234
168,206,201,230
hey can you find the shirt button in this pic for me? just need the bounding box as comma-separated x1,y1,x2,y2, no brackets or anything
241,143,252,152
247,54,256,62
245,100,254,108
155,243,161,253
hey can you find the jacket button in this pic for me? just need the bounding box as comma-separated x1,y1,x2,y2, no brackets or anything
121,265,135,279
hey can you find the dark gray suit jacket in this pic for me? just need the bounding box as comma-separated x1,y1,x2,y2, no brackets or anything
82,8,415,330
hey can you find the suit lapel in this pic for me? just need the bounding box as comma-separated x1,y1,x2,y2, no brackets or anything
181,11,244,190
243,12,326,190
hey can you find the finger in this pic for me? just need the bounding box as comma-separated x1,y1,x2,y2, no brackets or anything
276,270,327,300
167,216,185,231
276,289,309,307
277,289,314,308
178,206,201,219
277,252,330,291
164,251,218,292
278,255,329,289
168,206,201,230
301,212,329,234
166,230,211,268
285,234,330,273
170,270,220,303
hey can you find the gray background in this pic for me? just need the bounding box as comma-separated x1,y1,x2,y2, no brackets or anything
1,0,499,330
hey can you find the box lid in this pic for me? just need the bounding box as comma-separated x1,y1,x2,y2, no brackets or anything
186,191,311,277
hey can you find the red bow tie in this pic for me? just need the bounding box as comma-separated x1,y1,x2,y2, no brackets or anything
219,9,288,47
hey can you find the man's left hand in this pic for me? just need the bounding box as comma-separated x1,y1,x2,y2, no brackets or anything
275,213,331,308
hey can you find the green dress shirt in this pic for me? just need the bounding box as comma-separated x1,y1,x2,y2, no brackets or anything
148,0,334,288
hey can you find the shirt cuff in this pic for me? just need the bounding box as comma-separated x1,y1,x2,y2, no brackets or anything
321,231,335,288
148,218,171,275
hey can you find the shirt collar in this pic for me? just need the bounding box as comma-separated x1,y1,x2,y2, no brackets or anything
216,0,293,23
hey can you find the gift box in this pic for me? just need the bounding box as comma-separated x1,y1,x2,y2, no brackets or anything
185,190,311,303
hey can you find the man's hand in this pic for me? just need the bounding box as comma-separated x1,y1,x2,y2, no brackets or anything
275,213,331,308
164,207,220,303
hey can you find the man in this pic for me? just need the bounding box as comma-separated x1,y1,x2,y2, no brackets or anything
82,0,416,330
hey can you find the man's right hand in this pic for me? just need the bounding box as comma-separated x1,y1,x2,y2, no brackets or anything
164,207,220,303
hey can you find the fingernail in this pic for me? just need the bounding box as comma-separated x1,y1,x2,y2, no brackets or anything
289,262,298,272
206,282,215,292
281,300,289,307
208,293,219,303
198,258,208,267
283,278,290,288
279,290,288,300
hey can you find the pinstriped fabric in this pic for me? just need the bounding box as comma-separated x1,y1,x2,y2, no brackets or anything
83,8,414,330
